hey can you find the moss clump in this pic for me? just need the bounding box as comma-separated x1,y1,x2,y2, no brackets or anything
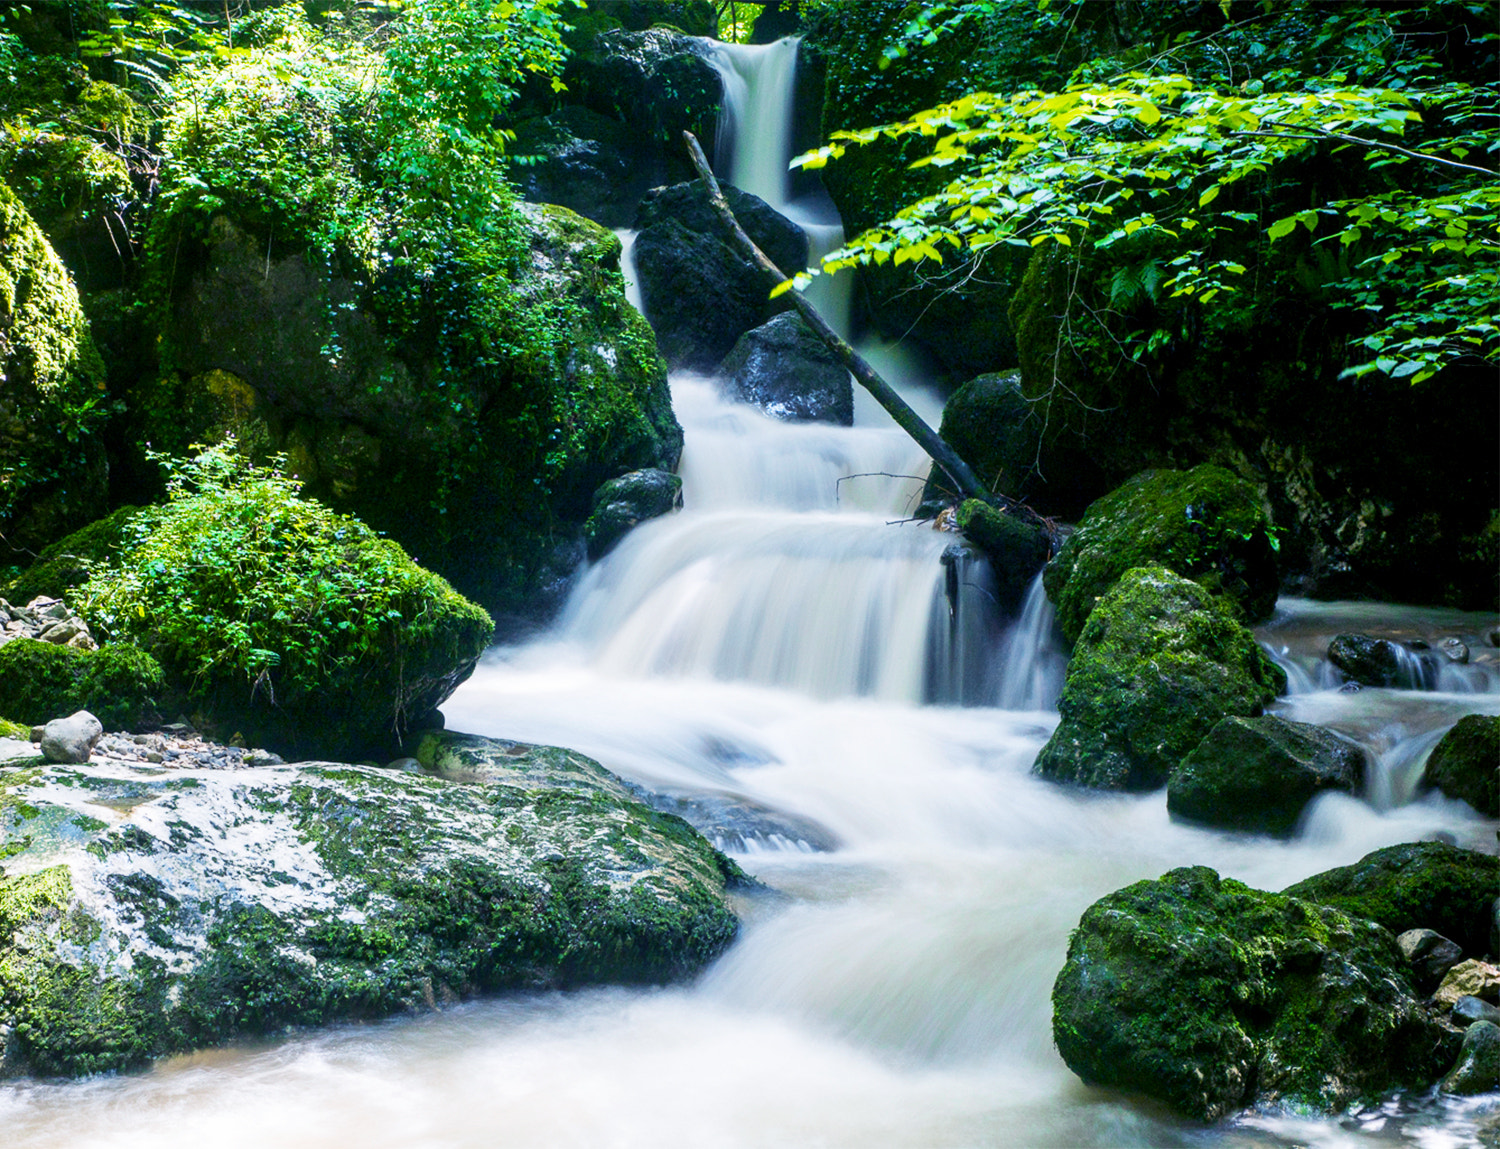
0,638,163,730
1283,842,1500,958
0,180,109,560
1043,465,1279,645
72,448,492,758
955,498,1052,608
2,505,139,606
1421,714,1499,817
1033,566,1285,791
1053,866,1457,1122
0,716,28,740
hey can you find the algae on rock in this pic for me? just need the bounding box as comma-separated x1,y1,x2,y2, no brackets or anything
1053,865,1457,1122
1034,567,1285,791
0,735,743,1079
1043,464,1278,646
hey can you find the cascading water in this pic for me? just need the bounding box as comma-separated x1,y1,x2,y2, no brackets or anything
8,37,1498,1149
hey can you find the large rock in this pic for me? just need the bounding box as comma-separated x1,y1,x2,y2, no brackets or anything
1283,842,1500,958
929,370,1104,519
1441,1020,1500,1095
0,638,163,731
0,736,744,1079
510,105,652,228
1422,714,1500,817
719,313,853,425
1327,633,1407,688
150,201,680,618
0,181,109,561
1033,567,1285,791
1167,715,1365,836
583,468,683,559
634,181,809,371
1052,866,1456,1122
37,709,102,764
1043,465,1279,645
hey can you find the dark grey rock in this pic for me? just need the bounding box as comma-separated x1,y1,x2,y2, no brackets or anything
1328,633,1404,687
1167,715,1365,836
634,181,808,371
39,710,102,764
1440,1020,1500,1095
583,468,683,559
1452,996,1500,1028
1396,928,1464,991
719,313,852,425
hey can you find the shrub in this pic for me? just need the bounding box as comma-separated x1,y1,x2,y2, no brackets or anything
75,446,493,756
0,638,164,730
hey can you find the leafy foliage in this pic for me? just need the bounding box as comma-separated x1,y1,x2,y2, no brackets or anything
74,445,492,745
795,1,1498,384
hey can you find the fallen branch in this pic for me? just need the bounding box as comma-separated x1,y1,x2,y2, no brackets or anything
681,130,990,502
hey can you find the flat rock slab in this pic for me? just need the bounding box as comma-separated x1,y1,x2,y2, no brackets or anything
0,734,744,1079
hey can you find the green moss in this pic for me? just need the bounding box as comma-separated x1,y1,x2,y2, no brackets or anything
1044,465,1279,645
0,637,163,730
0,716,28,740
1283,841,1500,957
1053,865,1457,1122
0,180,109,559
3,505,140,606
1034,566,1285,790
1421,714,1499,817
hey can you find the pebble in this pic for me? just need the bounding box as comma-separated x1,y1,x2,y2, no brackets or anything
89,730,284,771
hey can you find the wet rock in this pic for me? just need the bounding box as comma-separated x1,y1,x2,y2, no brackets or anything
1327,633,1405,688
38,710,102,764
1397,929,1464,991
0,738,744,1080
1283,842,1500,958
1033,568,1285,791
509,106,649,228
719,313,853,425
634,181,808,371
1042,465,1279,645
1440,1020,1500,1095
1421,713,1499,817
954,499,1052,611
1453,996,1500,1028
1167,715,1364,836
1435,960,1500,1009
1440,636,1470,664
1052,865,1456,1121
583,468,683,560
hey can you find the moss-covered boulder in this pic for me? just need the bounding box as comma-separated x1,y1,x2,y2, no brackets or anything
1052,865,1458,1122
0,181,108,562
955,498,1052,610
1167,715,1365,836
0,736,743,1079
1043,465,1278,645
1033,567,1285,791
1283,842,1500,959
2,505,138,606
0,639,162,731
1422,714,1499,817
70,450,492,760
634,181,809,371
583,468,682,560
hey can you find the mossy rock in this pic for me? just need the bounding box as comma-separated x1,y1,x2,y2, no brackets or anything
2,505,139,606
0,716,29,740
954,498,1051,610
1033,567,1285,791
583,468,682,560
1421,715,1499,817
0,638,163,731
1052,865,1457,1122
1167,715,1365,837
0,741,742,1079
1043,465,1278,645
1283,842,1500,958
0,180,109,560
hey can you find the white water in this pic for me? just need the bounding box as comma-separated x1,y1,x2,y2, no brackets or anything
8,36,1499,1149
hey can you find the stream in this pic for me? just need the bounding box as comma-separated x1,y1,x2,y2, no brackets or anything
3,37,1497,1149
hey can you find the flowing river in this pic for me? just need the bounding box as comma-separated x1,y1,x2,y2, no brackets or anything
4,37,1497,1149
